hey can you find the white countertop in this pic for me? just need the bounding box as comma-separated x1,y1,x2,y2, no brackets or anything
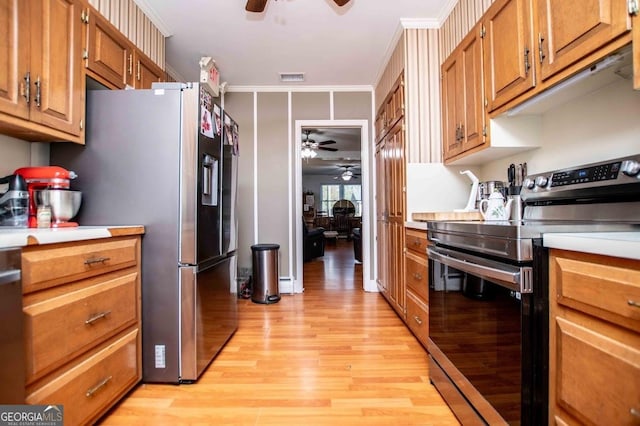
0,226,142,249
543,232,640,261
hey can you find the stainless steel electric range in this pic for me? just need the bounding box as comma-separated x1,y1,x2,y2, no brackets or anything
426,154,640,425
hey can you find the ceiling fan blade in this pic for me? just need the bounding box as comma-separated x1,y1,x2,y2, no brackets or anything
318,146,339,152
246,0,268,12
317,140,336,145
333,0,350,6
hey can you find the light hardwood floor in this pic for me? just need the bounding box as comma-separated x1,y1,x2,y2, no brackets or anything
100,240,459,425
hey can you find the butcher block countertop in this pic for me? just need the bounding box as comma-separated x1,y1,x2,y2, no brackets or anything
412,211,483,222
0,226,145,249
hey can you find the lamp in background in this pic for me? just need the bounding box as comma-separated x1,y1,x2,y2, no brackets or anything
341,170,353,181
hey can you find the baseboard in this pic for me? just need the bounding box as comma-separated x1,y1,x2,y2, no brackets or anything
279,277,294,294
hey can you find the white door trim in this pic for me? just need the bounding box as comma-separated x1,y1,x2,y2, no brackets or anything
293,119,375,293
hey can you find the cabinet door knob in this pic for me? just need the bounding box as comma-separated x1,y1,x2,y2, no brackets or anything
628,299,640,308
413,315,423,325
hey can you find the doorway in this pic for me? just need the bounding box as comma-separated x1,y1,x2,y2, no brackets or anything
294,120,372,294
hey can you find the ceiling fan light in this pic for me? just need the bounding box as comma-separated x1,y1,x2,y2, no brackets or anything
341,170,353,180
302,147,317,159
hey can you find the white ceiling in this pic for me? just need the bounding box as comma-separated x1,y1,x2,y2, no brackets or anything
137,0,453,86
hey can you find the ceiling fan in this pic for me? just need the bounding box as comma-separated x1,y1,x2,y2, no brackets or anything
334,165,360,181
246,0,351,12
302,130,338,152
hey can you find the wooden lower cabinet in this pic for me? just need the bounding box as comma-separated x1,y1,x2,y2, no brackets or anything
26,329,140,426
404,227,429,347
549,249,640,425
22,234,142,425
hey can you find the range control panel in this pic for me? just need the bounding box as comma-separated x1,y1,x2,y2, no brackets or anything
550,161,621,187
521,154,640,201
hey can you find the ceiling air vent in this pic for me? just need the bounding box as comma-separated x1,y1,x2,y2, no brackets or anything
279,72,305,83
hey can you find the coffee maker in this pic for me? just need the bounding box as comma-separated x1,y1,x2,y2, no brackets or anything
14,166,77,228
0,174,29,227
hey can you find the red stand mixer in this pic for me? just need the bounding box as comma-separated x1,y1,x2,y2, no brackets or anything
14,166,80,228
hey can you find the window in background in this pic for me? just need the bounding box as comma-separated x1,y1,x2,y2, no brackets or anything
321,184,362,216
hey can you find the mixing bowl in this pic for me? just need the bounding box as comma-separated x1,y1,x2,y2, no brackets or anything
35,189,82,222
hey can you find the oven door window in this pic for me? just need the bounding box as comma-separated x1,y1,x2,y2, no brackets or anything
429,261,524,424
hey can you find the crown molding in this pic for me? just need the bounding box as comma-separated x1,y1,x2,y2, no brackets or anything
400,18,440,29
437,0,459,25
226,85,374,93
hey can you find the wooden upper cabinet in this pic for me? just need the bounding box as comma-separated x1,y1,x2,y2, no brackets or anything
442,23,486,162
29,0,84,137
483,0,535,112
537,0,631,81
461,30,484,152
375,75,404,142
441,54,462,159
0,0,30,121
128,50,164,89
85,7,132,89
0,0,84,141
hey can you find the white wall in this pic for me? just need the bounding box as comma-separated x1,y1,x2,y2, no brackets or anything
478,78,640,181
405,163,481,217
224,89,374,293
0,135,49,176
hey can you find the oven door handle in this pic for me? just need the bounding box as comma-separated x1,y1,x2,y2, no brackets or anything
428,246,533,293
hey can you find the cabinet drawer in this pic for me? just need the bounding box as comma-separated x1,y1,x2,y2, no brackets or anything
27,328,140,426
22,237,139,293
405,228,428,256
405,251,428,302
24,270,139,382
406,292,428,346
553,315,640,425
551,250,640,331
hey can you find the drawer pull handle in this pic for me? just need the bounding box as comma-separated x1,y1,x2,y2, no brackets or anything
628,300,640,308
413,316,423,325
85,311,111,325
413,273,422,281
631,408,640,418
84,256,111,265
413,241,421,246
86,375,112,398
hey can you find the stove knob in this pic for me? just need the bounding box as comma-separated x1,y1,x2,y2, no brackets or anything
523,178,535,189
535,175,549,188
621,160,640,177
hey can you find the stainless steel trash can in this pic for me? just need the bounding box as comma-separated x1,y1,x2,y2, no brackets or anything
251,244,281,304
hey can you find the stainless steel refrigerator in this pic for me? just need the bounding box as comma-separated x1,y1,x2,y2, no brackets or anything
50,82,238,383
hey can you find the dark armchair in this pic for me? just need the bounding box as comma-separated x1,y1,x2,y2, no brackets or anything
303,220,325,262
